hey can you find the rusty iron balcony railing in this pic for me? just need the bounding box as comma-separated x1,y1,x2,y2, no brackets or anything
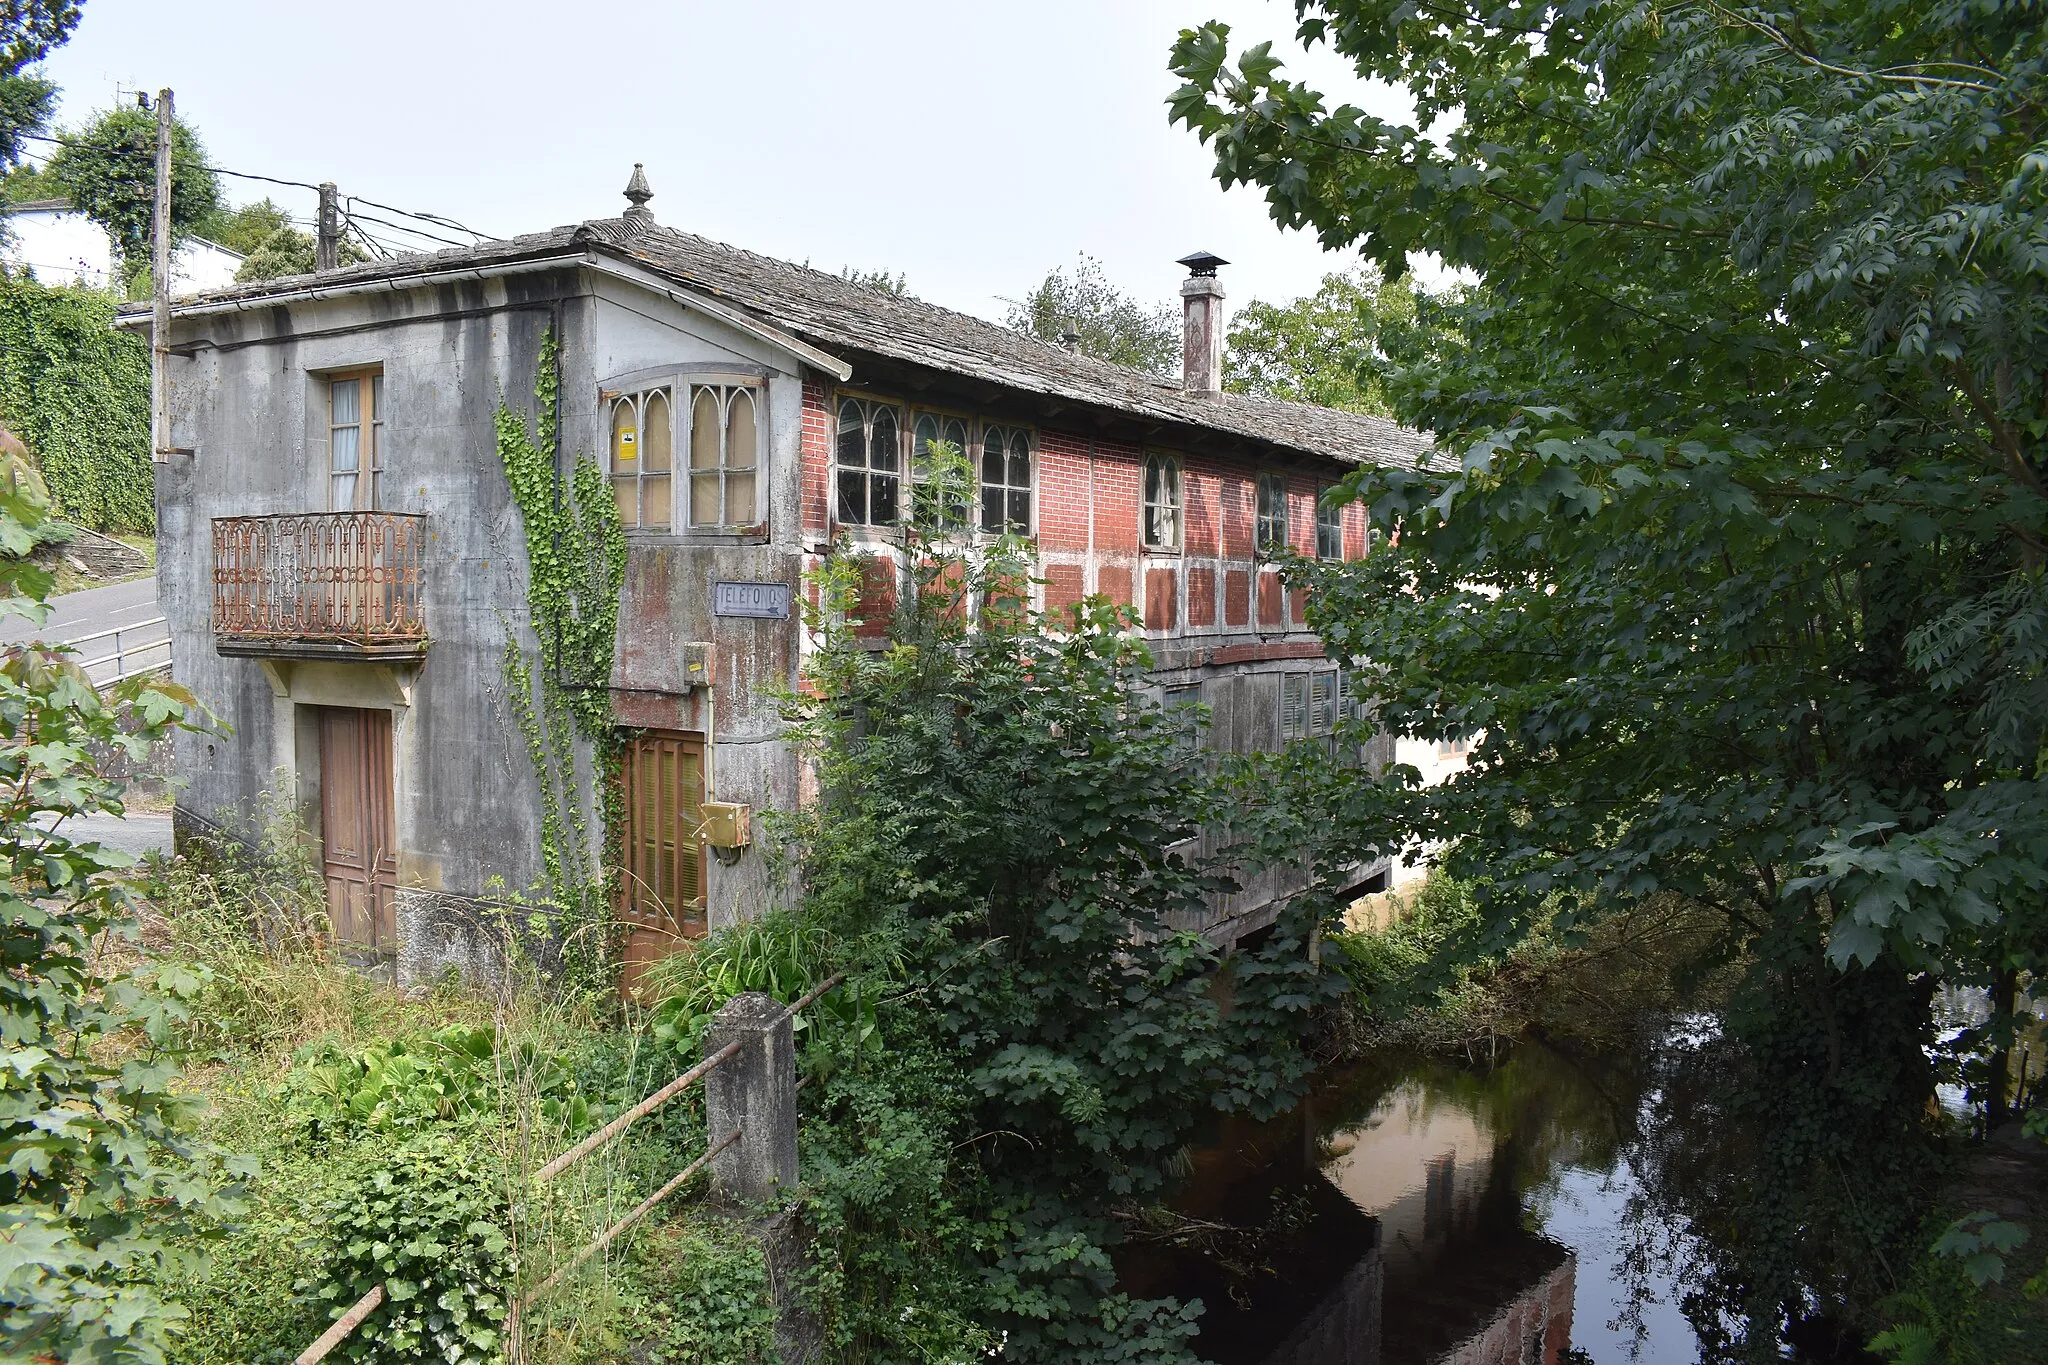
213,511,429,660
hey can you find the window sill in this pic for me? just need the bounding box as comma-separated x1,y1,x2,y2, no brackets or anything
622,527,771,547
1140,544,1184,558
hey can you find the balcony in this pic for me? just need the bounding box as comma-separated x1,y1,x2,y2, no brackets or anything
213,511,429,661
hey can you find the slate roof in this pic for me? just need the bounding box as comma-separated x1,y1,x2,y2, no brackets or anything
144,214,1440,470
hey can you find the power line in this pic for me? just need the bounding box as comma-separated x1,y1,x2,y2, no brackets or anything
12,130,498,242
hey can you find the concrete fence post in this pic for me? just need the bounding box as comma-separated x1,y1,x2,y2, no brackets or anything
702,991,798,1203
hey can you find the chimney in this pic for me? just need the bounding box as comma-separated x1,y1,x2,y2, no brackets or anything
1177,250,1228,396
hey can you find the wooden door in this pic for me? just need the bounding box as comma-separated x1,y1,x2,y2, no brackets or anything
618,731,707,997
318,706,396,948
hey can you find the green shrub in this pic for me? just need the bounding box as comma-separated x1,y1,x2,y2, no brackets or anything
302,1136,513,1365
629,1215,782,1365
283,1025,592,1140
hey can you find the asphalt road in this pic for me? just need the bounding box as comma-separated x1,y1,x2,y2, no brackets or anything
32,811,175,861
0,575,168,684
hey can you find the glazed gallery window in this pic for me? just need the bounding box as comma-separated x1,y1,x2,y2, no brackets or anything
688,385,760,528
328,370,384,510
610,385,674,530
837,398,901,526
1143,454,1182,550
980,425,1033,534
911,411,971,529
1316,488,1343,561
1257,473,1288,555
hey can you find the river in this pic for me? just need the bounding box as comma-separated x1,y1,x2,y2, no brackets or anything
1118,1040,1705,1364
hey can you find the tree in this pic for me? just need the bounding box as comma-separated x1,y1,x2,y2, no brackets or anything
43,100,220,290
0,1,81,230
0,450,246,1362
1224,268,1451,415
197,197,288,255
1171,0,2045,1351
1004,253,1180,374
784,445,1340,1361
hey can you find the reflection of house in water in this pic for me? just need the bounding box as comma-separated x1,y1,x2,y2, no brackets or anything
1123,1075,1577,1365
1325,1081,1576,1365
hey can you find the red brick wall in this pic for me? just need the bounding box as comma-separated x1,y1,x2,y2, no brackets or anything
1098,564,1133,608
1257,569,1284,627
1043,562,1085,616
1225,568,1250,626
1037,429,1092,552
801,381,832,539
1093,437,1142,552
1184,462,1220,556
1220,467,1255,558
1188,565,1216,627
1145,565,1179,632
853,556,895,638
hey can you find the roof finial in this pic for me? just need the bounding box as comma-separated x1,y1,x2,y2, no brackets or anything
623,163,654,226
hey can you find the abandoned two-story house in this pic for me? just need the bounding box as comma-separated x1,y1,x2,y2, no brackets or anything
132,170,1434,989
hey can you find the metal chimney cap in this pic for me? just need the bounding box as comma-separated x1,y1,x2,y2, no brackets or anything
623,163,654,224
1176,250,1229,277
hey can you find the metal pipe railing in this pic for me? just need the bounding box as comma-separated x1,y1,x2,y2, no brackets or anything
294,972,850,1363
63,614,171,684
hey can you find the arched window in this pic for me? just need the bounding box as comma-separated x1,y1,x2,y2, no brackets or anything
1143,454,1182,550
610,386,673,530
687,385,759,528
911,411,971,528
836,397,902,526
1256,473,1288,555
980,425,1033,534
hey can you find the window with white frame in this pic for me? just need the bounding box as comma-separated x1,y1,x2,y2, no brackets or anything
1143,454,1182,550
687,385,760,528
1257,473,1288,555
980,424,1033,534
610,384,674,530
836,397,901,526
1316,488,1343,561
328,369,384,510
911,411,971,529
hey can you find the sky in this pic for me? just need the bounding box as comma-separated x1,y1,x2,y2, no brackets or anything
33,0,1420,325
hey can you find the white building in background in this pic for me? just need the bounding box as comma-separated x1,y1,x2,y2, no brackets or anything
1,199,243,293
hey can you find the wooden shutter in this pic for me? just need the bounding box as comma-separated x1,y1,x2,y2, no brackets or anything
1281,674,1307,740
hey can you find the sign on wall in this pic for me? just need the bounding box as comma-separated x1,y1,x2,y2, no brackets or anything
712,580,792,620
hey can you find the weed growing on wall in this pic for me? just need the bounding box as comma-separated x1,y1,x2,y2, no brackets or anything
0,272,153,532
495,325,627,992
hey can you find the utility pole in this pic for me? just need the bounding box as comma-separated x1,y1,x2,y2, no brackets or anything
150,87,173,464
316,182,340,272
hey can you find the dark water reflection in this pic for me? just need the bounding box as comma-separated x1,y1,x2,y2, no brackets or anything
1119,1044,1701,1365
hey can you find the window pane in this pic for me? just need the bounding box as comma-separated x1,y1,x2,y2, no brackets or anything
612,399,639,474
914,414,939,472
837,399,867,469
1008,489,1030,531
837,469,866,524
332,473,358,510
870,408,899,474
981,485,1004,533
330,377,360,426
331,424,360,474
691,471,722,527
1008,433,1030,489
871,471,898,525
1145,456,1161,505
726,389,756,471
691,389,721,471
369,374,383,422
727,470,756,525
981,439,1005,485
642,474,670,530
942,418,968,453
615,477,639,527
643,390,672,473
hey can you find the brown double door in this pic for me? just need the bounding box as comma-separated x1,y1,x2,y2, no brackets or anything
618,730,708,997
317,706,396,949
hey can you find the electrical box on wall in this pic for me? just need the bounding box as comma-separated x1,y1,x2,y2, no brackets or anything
680,642,713,688
700,801,751,848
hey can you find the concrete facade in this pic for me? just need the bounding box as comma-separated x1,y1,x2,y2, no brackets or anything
148,194,1415,986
